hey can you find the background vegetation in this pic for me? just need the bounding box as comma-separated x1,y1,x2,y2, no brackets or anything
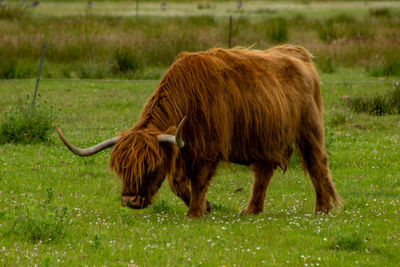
1,1,400,79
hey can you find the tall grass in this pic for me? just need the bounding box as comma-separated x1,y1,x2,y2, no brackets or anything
0,13,399,79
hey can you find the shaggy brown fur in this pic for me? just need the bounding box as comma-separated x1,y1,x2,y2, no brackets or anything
109,44,339,217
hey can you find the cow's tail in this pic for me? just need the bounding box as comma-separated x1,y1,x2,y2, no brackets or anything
313,77,323,115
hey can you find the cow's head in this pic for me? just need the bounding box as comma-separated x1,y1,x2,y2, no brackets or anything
56,117,186,209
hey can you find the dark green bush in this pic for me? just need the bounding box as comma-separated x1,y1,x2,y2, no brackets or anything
0,59,17,79
348,95,390,115
0,98,57,144
263,17,288,43
0,4,31,20
8,206,69,243
114,48,143,74
369,8,391,18
347,82,400,115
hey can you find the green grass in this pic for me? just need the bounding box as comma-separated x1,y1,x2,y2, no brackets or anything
1,71,399,265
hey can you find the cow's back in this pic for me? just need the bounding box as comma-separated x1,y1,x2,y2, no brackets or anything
209,46,321,166
150,46,321,166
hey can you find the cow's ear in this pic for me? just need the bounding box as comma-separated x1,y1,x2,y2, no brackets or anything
174,116,186,147
157,116,187,148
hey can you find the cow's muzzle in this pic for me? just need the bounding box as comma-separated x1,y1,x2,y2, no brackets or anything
121,195,149,209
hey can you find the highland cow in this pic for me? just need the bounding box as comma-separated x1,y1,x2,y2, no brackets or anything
56,45,339,218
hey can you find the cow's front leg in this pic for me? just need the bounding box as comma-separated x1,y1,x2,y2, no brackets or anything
241,162,275,215
167,172,192,206
167,170,212,215
187,161,218,218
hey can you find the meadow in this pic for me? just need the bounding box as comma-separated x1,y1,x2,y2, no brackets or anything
1,1,400,266
1,73,399,266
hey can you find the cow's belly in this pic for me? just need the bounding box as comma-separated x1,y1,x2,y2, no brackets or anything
227,139,294,167
228,157,254,166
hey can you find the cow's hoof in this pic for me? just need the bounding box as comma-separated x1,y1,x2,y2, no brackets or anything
240,206,262,215
185,211,204,219
239,208,251,215
314,202,333,215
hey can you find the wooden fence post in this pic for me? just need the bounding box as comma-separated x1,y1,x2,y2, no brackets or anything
32,42,46,107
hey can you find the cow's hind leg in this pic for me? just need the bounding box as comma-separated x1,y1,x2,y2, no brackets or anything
241,162,275,215
297,107,339,214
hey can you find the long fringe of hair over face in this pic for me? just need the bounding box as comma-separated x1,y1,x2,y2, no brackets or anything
110,125,178,194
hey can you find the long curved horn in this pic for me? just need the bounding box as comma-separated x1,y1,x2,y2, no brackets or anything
55,126,119,157
157,116,187,148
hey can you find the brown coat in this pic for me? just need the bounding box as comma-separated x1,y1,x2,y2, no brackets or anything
110,45,338,217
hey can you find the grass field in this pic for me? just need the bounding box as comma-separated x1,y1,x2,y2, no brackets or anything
0,70,399,265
